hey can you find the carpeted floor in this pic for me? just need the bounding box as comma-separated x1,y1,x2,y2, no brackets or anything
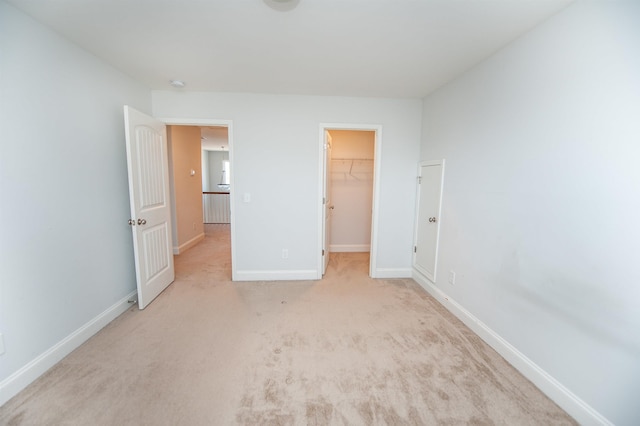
0,224,576,425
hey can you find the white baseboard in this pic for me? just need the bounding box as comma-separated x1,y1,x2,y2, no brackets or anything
173,232,205,255
0,290,137,407
411,269,612,426
372,268,412,278
330,244,370,252
233,270,318,281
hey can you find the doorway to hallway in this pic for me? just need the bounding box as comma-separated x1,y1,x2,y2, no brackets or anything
163,118,237,280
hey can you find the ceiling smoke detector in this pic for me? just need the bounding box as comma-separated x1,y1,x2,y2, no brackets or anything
169,80,185,88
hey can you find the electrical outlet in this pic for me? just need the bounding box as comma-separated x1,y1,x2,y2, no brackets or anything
192,223,196,230
282,249,288,259
0,333,5,355
448,270,456,285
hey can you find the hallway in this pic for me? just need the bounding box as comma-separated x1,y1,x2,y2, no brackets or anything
175,224,233,282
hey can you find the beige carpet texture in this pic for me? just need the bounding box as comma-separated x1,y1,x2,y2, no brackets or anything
0,225,576,425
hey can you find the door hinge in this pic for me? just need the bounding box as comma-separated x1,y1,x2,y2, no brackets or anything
414,246,417,253
322,249,325,256
417,176,422,184
323,197,326,204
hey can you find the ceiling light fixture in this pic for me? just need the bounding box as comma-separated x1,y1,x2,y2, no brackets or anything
169,79,185,88
263,0,300,12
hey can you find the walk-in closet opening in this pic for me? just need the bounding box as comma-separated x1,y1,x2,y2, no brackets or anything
320,125,381,278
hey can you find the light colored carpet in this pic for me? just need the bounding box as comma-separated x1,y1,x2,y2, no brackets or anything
0,224,575,425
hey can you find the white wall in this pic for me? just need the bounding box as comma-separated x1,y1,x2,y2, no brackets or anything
153,92,422,278
329,130,375,251
420,1,640,424
167,126,205,253
0,1,150,402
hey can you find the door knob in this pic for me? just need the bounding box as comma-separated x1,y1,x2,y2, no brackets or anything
137,218,147,225
128,219,136,226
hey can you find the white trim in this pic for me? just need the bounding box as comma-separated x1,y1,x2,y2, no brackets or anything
318,123,383,279
330,244,370,252
156,118,232,127
373,268,413,278
157,118,237,281
369,127,382,278
173,232,205,255
412,269,612,426
317,129,327,278
234,270,318,281
0,290,137,406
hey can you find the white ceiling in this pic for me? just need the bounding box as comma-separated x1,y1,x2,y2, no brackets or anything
201,126,229,151
9,0,572,98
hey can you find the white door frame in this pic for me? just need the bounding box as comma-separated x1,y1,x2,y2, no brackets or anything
157,117,237,281
318,123,383,278
322,130,332,276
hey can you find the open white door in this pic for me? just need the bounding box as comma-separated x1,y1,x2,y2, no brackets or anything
124,106,175,309
413,160,445,282
322,131,333,275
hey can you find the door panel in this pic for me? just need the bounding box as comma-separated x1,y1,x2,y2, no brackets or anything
135,127,166,208
124,106,175,309
141,223,171,281
414,160,444,282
